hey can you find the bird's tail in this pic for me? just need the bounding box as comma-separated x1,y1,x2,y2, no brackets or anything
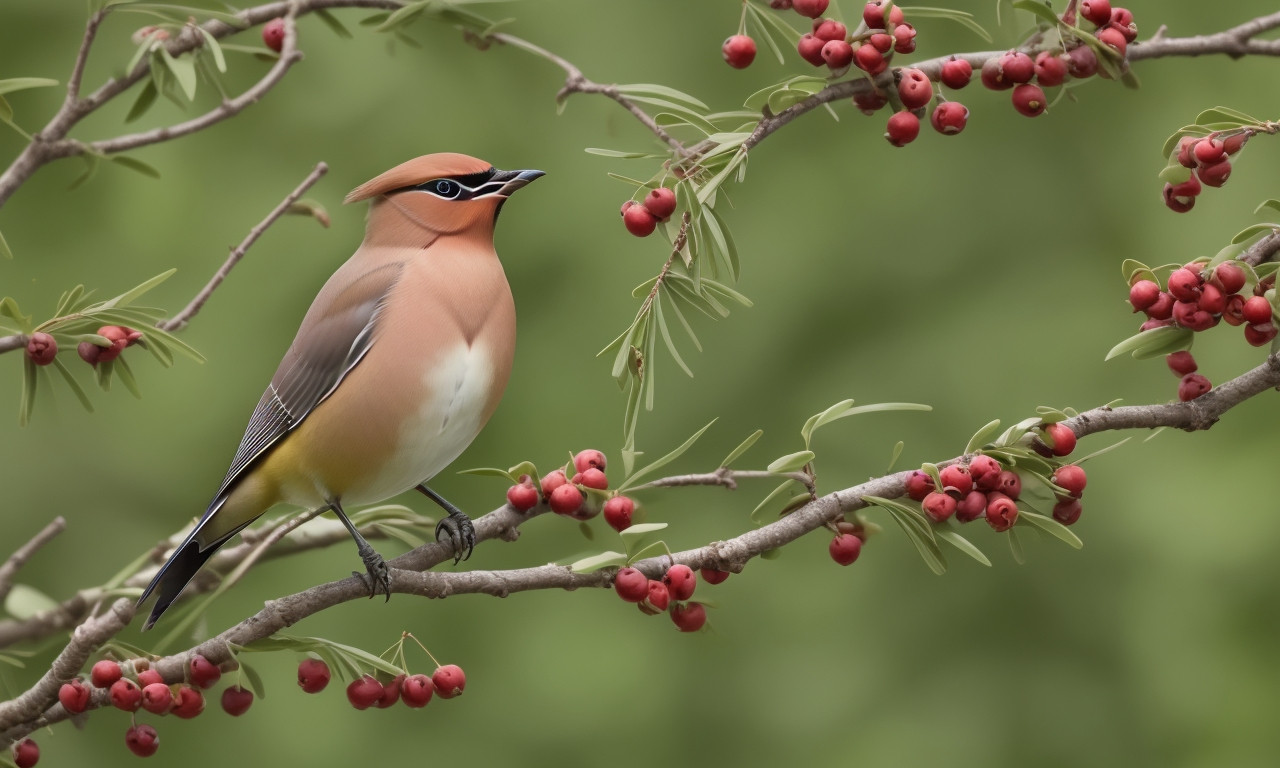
137,529,224,631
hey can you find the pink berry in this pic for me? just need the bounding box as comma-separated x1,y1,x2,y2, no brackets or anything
1212,262,1247,295
1096,26,1127,56
985,493,1019,532
1165,351,1197,376
1011,83,1047,117
574,450,608,474
344,675,382,710
862,1,888,28
1197,159,1232,188
1168,268,1203,302
821,39,854,69
171,686,205,719
622,202,657,237
141,682,174,715
1034,51,1067,87
1193,138,1226,166
938,465,973,496
1175,136,1199,168
1244,322,1277,347
125,724,159,758
1128,280,1160,312
722,35,757,69
998,470,1022,499
700,568,730,585
77,340,102,366
1110,7,1137,41
548,483,584,515
110,679,142,712
670,602,707,632
1178,373,1212,401
969,455,1002,491
999,51,1035,83
59,679,91,714
797,34,827,67
540,469,567,497
929,102,968,135
663,564,697,601
24,332,57,366
828,533,862,565
401,674,434,708
221,685,254,716
812,18,847,42
868,33,892,54
262,18,285,53
1080,0,1112,26
853,89,888,115
1146,292,1175,320
1052,465,1088,497
939,57,972,89
905,470,934,501
955,490,988,523
642,189,676,223
980,58,1012,91
884,111,920,147
376,674,405,709
892,23,917,55
506,481,539,511
12,738,39,768
1052,498,1083,526
189,654,221,689
614,567,649,603
603,495,635,532
1042,422,1076,457
1198,283,1226,315
92,659,123,689
432,665,466,699
854,44,886,75
1172,300,1215,332
897,68,932,110
1242,296,1272,325
792,0,829,18
921,491,957,523
1223,294,1246,326
1163,180,1197,213
639,579,670,615
298,658,331,694
137,669,163,688
1065,45,1099,78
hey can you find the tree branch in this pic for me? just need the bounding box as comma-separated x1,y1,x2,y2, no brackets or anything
0,517,67,605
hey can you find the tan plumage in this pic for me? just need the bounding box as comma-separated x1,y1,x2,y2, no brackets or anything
139,153,542,629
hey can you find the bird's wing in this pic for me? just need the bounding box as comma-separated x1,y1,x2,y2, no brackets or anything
212,261,405,502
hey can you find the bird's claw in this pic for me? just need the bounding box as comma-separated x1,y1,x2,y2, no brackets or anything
355,550,392,601
435,511,475,564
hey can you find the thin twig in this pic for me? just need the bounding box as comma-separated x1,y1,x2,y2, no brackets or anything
0,517,67,604
159,161,328,331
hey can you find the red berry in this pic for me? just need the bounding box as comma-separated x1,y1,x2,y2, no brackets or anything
137,669,163,688
854,44,886,75
700,568,730,585
110,679,142,712
639,579,670,615
1140,319,1174,332
905,470,934,500
929,102,968,135
1223,294,1246,326
622,202,657,237
1175,136,1199,168
670,602,707,632
722,35,757,69
1244,322,1278,347
892,23,917,54
1212,262,1247,295
1011,83,1047,117
1193,138,1226,166
969,455,1002,490
506,481,538,511
921,491,957,523
884,111,920,147
603,495,635,532
189,654,221,689
663,564,697,601
1167,268,1202,302
1163,181,1197,213
868,33,893,54
862,1,887,28
938,465,973,496
1110,7,1137,41
896,68,932,110
96,325,129,363
59,679,91,714
1052,465,1088,497
792,0,829,18
125,724,160,758
955,490,988,523
1065,45,1099,78
812,18,847,42
985,494,1019,532
344,675,382,710
1129,280,1160,312
262,18,285,53
939,57,972,89
1034,51,1067,87
797,34,827,67
642,189,676,223
12,738,39,768
1197,159,1232,188
1172,300,1215,332
1166,351,1197,376
548,483,584,515
92,659,123,689
980,57,1012,91
221,685,254,716
614,567,649,603
401,674,434,707
999,51,1035,83
1052,498,1083,526
297,658,331,693
1223,132,1249,155
828,533,862,565
171,686,205,719
577,467,608,490
821,39,854,69
376,674,405,709
24,332,57,366
1096,25,1127,56
141,682,174,715
1081,0,1112,26
1198,283,1226,315
852,89,888,115
1242,296,1272,325
1146,292,1175,320
432,665,466,699
77,340,102,366
1042,422,1076,457
1178,373,1212,401
997,470,1022,499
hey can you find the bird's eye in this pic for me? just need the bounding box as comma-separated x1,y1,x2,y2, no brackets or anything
430,179,460,199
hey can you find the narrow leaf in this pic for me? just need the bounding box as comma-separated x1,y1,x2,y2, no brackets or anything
1104,325,1193,361
125,80,158,123
1008,527,1026,564
111,155,161,179
965,419,1002,454
750,480,798,526
721,429,763,468
159,48,197,100
0,77,59,96
618,419,717,491
767,450,814,473
314,8,354,38
614,83,708,111
197,28,227,72
1018,511,1084,549
654,293,693,377
50,356,93,412
568,551,628,573
935,529,992,566
1232,223,1277,245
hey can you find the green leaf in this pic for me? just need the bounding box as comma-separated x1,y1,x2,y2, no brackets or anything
67,153,100,191
767,450,814,473
159,48,197,101
111,155,161,179
372,522,426,549
750,480,798,526
114,356,142,399
456,467,516,482
0,228,11,260
1195,106,1260,127
663,286,701,351
1120,258,1156,285
866,496,946,575
696,149,746,205
0,95,10,122
965,419,1002,454
314,8,354,38
703,206,739,282
721,429,762,468
4,583,59,619
1008,527,1026,564
124,80,158,123
102,269,175,309
375,0,429,31
568,551,628,573
0,77,59,96
50,356,93,413
239,659,267,699
887,440,904,472
1232,223,1277,244
584,147,662,159
19,358,36,426
1010,0,1061,27
1254,199,1280,216
743,2,788,64
1159,164,1192,185
614,83,708,111
901,6,994,43
197,27,227,72
654,292,693,377
935,529,992,566
618,419,716,492
1018,511,1084,549
1105,325,1194,361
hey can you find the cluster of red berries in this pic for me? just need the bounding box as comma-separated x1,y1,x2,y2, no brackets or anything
506,449,613,520
336,660,466,711
1128,260,1276,398
262,17,285,53
1163,131,1251,213
23,325,143,368
613,563,726,632
620,187,677,238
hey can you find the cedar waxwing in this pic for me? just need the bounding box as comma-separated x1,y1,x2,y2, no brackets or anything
138,153,543,629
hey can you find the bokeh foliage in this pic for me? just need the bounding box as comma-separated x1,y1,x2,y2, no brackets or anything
2,1,1280,765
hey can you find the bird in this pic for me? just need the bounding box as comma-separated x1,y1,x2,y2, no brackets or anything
137,153,543,630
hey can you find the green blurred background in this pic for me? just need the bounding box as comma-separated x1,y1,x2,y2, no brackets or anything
2,1,1279,765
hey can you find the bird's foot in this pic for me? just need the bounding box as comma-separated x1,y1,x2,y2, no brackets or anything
353,545,392,601
435,510,475,564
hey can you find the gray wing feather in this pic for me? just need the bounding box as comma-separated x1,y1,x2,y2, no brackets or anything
211,262,404,501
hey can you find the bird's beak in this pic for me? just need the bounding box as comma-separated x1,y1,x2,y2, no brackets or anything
488,169,545,197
